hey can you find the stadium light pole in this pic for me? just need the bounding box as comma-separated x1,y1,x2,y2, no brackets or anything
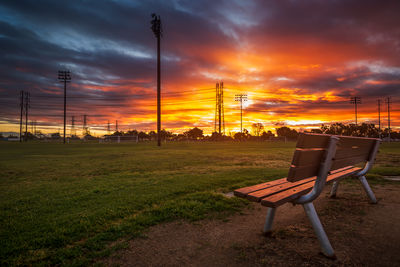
151,13,162,147
58,70,71,144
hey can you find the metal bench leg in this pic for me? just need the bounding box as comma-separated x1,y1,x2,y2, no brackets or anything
263,207,276,235
329,181,339,198
303,202,336,258
358,175,377,204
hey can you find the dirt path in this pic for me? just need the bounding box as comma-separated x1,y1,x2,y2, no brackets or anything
105,183,400,266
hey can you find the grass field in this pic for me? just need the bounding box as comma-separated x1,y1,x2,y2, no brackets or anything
1,141,399,266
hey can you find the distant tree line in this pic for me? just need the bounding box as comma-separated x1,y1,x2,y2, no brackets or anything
276,123,400,140
108,124,277,141
108,123,398,142
4,122,398,142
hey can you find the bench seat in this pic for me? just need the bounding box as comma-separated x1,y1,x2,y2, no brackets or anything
234,166,361,207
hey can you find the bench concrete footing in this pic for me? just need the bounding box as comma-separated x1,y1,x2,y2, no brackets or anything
303,202,336,258
263,207,276,234
329,181,339,198
359,175,377,204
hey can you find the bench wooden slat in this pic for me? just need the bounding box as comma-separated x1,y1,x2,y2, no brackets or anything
261,167,362,207
242,166,356,202
233,178,287,198
287,164,319,182
296,133,330,149
291,149,325,166
337,136,376,149
335,145,373,159
288,154,368,182
246,177,316,202
331,155,369,170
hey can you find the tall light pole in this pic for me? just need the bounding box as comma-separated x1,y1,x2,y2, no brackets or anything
350,96,361,125
58,70,71,144
235,94,247,133
151,13,162,146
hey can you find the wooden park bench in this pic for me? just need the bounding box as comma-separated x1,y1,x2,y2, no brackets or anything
234,133,381,258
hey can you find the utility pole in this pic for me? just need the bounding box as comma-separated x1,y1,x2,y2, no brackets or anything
235,94,247,133
377,99,381,138
24,92,30,142
58,70,71,144
386,97,392,142
115,120,118,132
350,96,361,125
19,90,24,142
107,120,111,135
83,115,88,136
71,116,75,136
214,81,225,134
151,13,162,146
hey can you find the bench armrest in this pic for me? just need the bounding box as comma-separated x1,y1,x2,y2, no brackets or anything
354,139,381,177
294,136,339,204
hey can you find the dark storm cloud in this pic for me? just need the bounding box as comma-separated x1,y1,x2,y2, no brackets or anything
246,0,400,60
0,0,399,132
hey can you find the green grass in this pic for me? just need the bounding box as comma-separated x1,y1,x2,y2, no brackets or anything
0,141,399,265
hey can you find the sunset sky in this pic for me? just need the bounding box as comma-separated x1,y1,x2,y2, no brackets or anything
0,0,399,136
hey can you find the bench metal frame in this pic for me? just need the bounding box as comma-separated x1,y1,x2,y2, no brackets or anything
263,136,380,258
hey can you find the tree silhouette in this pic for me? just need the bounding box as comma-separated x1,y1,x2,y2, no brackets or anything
252,123,264,136
184,127,203,140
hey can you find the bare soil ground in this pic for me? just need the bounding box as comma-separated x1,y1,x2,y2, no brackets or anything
105,183,400,267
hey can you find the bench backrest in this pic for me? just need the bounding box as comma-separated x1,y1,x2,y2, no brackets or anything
287,133,379,182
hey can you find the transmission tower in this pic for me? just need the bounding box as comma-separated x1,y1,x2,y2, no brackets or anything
24,92,30,142
19,90,24,142
350,96,361,125
83,115,89,136
214,81,225,134
386,97,392,141
58,70,71,144
235,94,247,133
